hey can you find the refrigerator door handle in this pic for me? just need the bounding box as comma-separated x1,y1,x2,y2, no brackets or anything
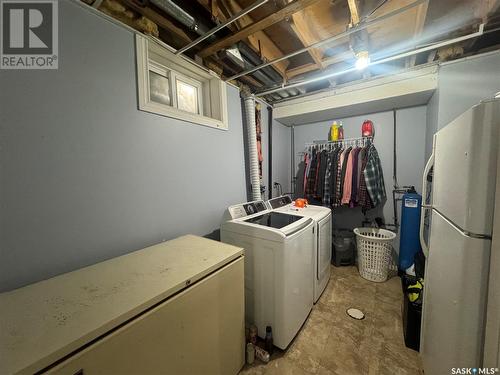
420,151,434,257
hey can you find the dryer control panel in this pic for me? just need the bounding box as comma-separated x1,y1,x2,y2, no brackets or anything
268,195,293,209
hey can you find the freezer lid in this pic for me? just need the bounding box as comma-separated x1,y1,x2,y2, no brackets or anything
421,209,491,374
433,98,500,236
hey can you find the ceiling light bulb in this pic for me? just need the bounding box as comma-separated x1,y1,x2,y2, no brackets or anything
355,51,370,70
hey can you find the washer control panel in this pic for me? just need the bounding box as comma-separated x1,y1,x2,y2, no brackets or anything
227,200,267,219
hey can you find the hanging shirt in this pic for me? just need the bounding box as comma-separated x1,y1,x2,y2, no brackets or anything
333,148,346,207
302,152,310,196
350,147,362,205
341,148,356,205
313,152,321,197
322,150,333,206
305,150,317,197
352,148,365,205
339,147,352,200
317,150,328,199
329,147,341,206
358,148,373,211
364,145,386,207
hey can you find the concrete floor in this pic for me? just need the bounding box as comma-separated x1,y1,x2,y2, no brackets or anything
240,266,423,375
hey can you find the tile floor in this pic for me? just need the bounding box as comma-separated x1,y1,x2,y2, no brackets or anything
240,266,423,375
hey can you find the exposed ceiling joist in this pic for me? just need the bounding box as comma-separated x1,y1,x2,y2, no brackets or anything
198,0,322,58
215,0,289,78
478,0,500,21
286,50,354,78
118,0,192,45
347,0,360,25
408,1,429,67
289,11,325,71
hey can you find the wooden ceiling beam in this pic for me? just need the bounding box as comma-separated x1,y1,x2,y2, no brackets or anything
408,1,429,67
286,50,354,78
198,0,323,58
289,11,325,70
213,0,289,78
347,0,360,25
286,62,317,78
478,0,500,22
196,0,234,28
118,0,192,45
196,0,288,77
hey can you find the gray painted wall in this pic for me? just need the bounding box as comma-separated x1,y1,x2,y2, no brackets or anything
438,51,500,130
258,102,270,200
425,51,500,158
271,120,292,196
0,1,247,292
292,107,427,250
425,90,439,160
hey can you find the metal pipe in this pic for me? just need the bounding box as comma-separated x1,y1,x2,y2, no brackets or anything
256,23,484,97
268,106,273,199
225,0,428,82
175,0,269,55
393,109,399,189
150,0,194,29
291,125,295,196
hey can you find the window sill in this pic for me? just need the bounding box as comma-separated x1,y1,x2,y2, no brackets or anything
139,100,227,130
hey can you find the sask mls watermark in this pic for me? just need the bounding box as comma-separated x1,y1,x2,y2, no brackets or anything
0,0,58,69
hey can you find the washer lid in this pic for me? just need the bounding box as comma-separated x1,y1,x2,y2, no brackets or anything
243,212,303,229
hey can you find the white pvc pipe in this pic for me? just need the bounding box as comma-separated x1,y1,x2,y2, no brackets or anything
244,96,261,201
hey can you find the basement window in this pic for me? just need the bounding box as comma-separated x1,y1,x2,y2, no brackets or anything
136,35,228,130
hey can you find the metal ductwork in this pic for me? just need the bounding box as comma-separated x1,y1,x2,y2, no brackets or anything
150,0,210,35
220,43,300,100
219,49,277,88
243,96,262,201
236,42,283,83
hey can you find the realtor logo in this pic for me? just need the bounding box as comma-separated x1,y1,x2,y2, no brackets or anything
1,0,58,69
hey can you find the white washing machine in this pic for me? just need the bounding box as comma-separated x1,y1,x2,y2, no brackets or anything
267,196,332,303
221,200,314,349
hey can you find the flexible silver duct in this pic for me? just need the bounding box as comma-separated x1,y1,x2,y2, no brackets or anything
244,96,261,201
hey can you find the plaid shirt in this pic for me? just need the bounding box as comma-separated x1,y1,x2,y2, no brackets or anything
333,148,346,207
358,153,372,211
364,145,386,206
329,148,340,206
305,150,317,197
322,151,333,206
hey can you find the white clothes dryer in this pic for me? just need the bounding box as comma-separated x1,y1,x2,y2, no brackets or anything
267,196,332,303
221,200,314,349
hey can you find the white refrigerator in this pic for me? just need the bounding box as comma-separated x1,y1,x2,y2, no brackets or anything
419,98,500,375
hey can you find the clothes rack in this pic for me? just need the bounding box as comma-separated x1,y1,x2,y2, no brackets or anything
304,136,373,151
300,136,385,210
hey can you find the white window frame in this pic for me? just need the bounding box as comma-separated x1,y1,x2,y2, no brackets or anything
136,35,228,130
148,62,172,106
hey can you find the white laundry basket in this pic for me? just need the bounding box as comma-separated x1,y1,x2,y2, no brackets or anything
354,227,396,282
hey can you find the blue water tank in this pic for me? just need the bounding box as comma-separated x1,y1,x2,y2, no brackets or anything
399,192,422,271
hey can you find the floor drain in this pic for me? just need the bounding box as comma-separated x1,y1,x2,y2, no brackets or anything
346,308,365,320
